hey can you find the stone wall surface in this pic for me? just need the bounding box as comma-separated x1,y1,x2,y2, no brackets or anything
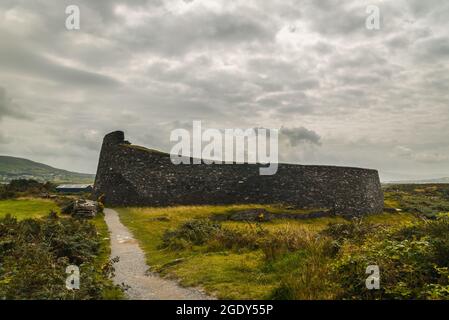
93,131,384,216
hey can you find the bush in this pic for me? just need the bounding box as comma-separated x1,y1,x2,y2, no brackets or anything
0,180,56,200
6,179,55,194
332,216,449,299
271,217,449,300
0,213,122,299
0,187,15,200
160,219,222,250
211,223,268,252
320,218,383,249
391,216,449,268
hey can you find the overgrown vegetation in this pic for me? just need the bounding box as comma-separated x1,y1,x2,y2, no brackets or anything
0,179,55,200
331,216,449,299
117,184,449,300
3,183,446,300
0,179,122,300
383,184,449,217
0,212,123,299
160,219,222,250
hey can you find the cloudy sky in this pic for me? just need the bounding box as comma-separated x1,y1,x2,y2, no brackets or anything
0,0,448,181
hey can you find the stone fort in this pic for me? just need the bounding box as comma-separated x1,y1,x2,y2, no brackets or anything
93,131,384,216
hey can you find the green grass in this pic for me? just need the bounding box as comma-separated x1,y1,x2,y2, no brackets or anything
91,213,125,300
0,198,59,219
116,204,419,299
173,251,276,299
116,205,280,299
91,214,112,268
364,211,418,226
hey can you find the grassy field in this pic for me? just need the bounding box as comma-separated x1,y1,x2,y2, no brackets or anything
0,198,60,219
116,201,421,299
2,184,447,299
117,205,290,299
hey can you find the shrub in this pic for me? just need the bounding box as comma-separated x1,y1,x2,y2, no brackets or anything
424,266,449,299
320,218,383,248
0,213,122,299
160,219,222,250
6,179,55,195
391,216,449,267
0,185,15,200
332,216,449,299
211,223,268,252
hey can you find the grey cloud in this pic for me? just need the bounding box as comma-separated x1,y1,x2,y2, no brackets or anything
414,153,449,163
406,0,448,18
386,34,412,51
415,36,449,61
280,127,321,146
0,40,120,88
301,0,368,36
395,145,449,163
0,131,10,145
114,7,277,56
0,87,29,120
0,0,448,178
50,128,103,152
313,41,336,55
330,49,388,71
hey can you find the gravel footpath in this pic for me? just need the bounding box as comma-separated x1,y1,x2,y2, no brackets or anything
104,208,212,300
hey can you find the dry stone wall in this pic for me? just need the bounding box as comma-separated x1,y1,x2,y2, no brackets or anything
93,131,384,216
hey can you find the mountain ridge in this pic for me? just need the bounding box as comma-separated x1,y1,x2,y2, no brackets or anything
384,177,449,184
0,155,95,184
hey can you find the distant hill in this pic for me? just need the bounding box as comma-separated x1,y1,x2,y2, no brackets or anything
385,177,449,184
0,155,95,184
